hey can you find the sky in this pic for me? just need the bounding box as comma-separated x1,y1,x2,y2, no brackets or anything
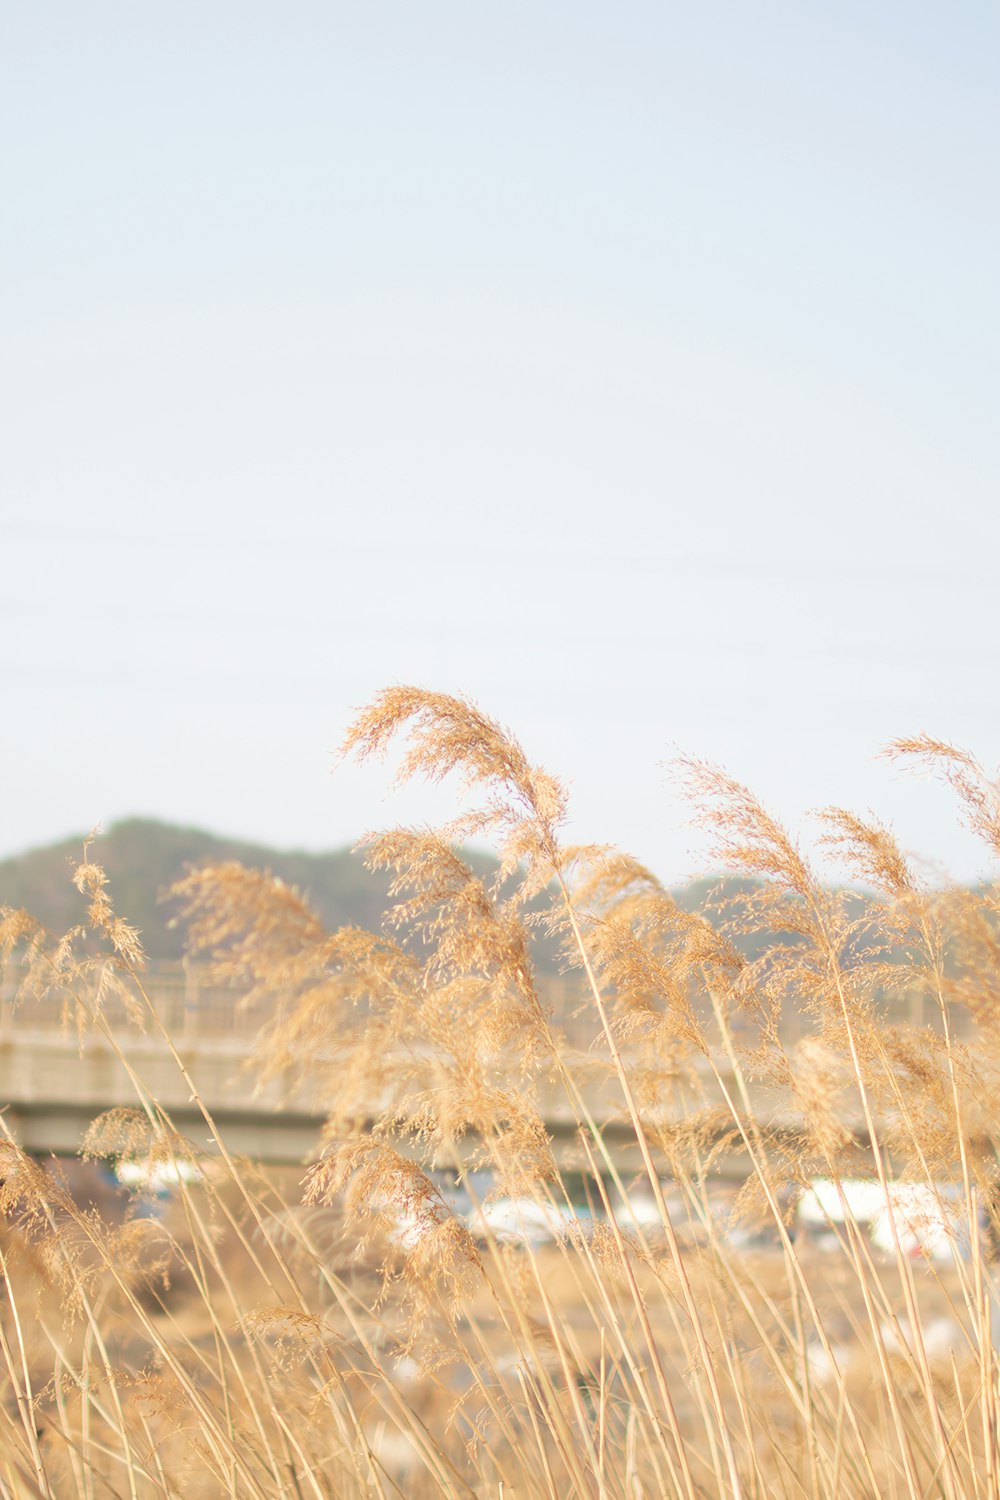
3,3,999,884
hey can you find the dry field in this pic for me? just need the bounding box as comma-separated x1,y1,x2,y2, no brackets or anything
3,687,1000,1499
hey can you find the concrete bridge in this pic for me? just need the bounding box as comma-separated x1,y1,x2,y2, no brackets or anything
0,962,856,1174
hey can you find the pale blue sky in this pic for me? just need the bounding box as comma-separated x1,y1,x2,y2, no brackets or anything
3,3,998,881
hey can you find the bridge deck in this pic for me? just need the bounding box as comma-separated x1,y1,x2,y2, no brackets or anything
0,962,936,1171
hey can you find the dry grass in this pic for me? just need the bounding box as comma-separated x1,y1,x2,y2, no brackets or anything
2,689,1000,1496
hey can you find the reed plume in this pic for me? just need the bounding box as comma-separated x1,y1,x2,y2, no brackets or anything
0,688,999,1495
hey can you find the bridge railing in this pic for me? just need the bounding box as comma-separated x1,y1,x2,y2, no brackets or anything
0,957,958,1053
0,963,599,1045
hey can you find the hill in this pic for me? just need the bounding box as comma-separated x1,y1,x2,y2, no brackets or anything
0,818,403,963
0,820,886,978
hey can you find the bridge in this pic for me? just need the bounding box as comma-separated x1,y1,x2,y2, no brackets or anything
0,961,893,1175
0,960,362,1162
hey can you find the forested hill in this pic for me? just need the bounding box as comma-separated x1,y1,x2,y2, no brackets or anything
1,818,870,972
0,819,403,963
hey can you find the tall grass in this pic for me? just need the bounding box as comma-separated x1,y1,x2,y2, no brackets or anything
2,689,1000,1496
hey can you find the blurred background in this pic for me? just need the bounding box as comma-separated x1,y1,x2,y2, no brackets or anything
3,2,998,883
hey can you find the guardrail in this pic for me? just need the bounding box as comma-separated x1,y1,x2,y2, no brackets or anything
0,959,846,1050
0,961,598,1036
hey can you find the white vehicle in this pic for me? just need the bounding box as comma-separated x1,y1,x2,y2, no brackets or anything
466,1197,581,1247
798,1178,968,1262
115,1158,203,1194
